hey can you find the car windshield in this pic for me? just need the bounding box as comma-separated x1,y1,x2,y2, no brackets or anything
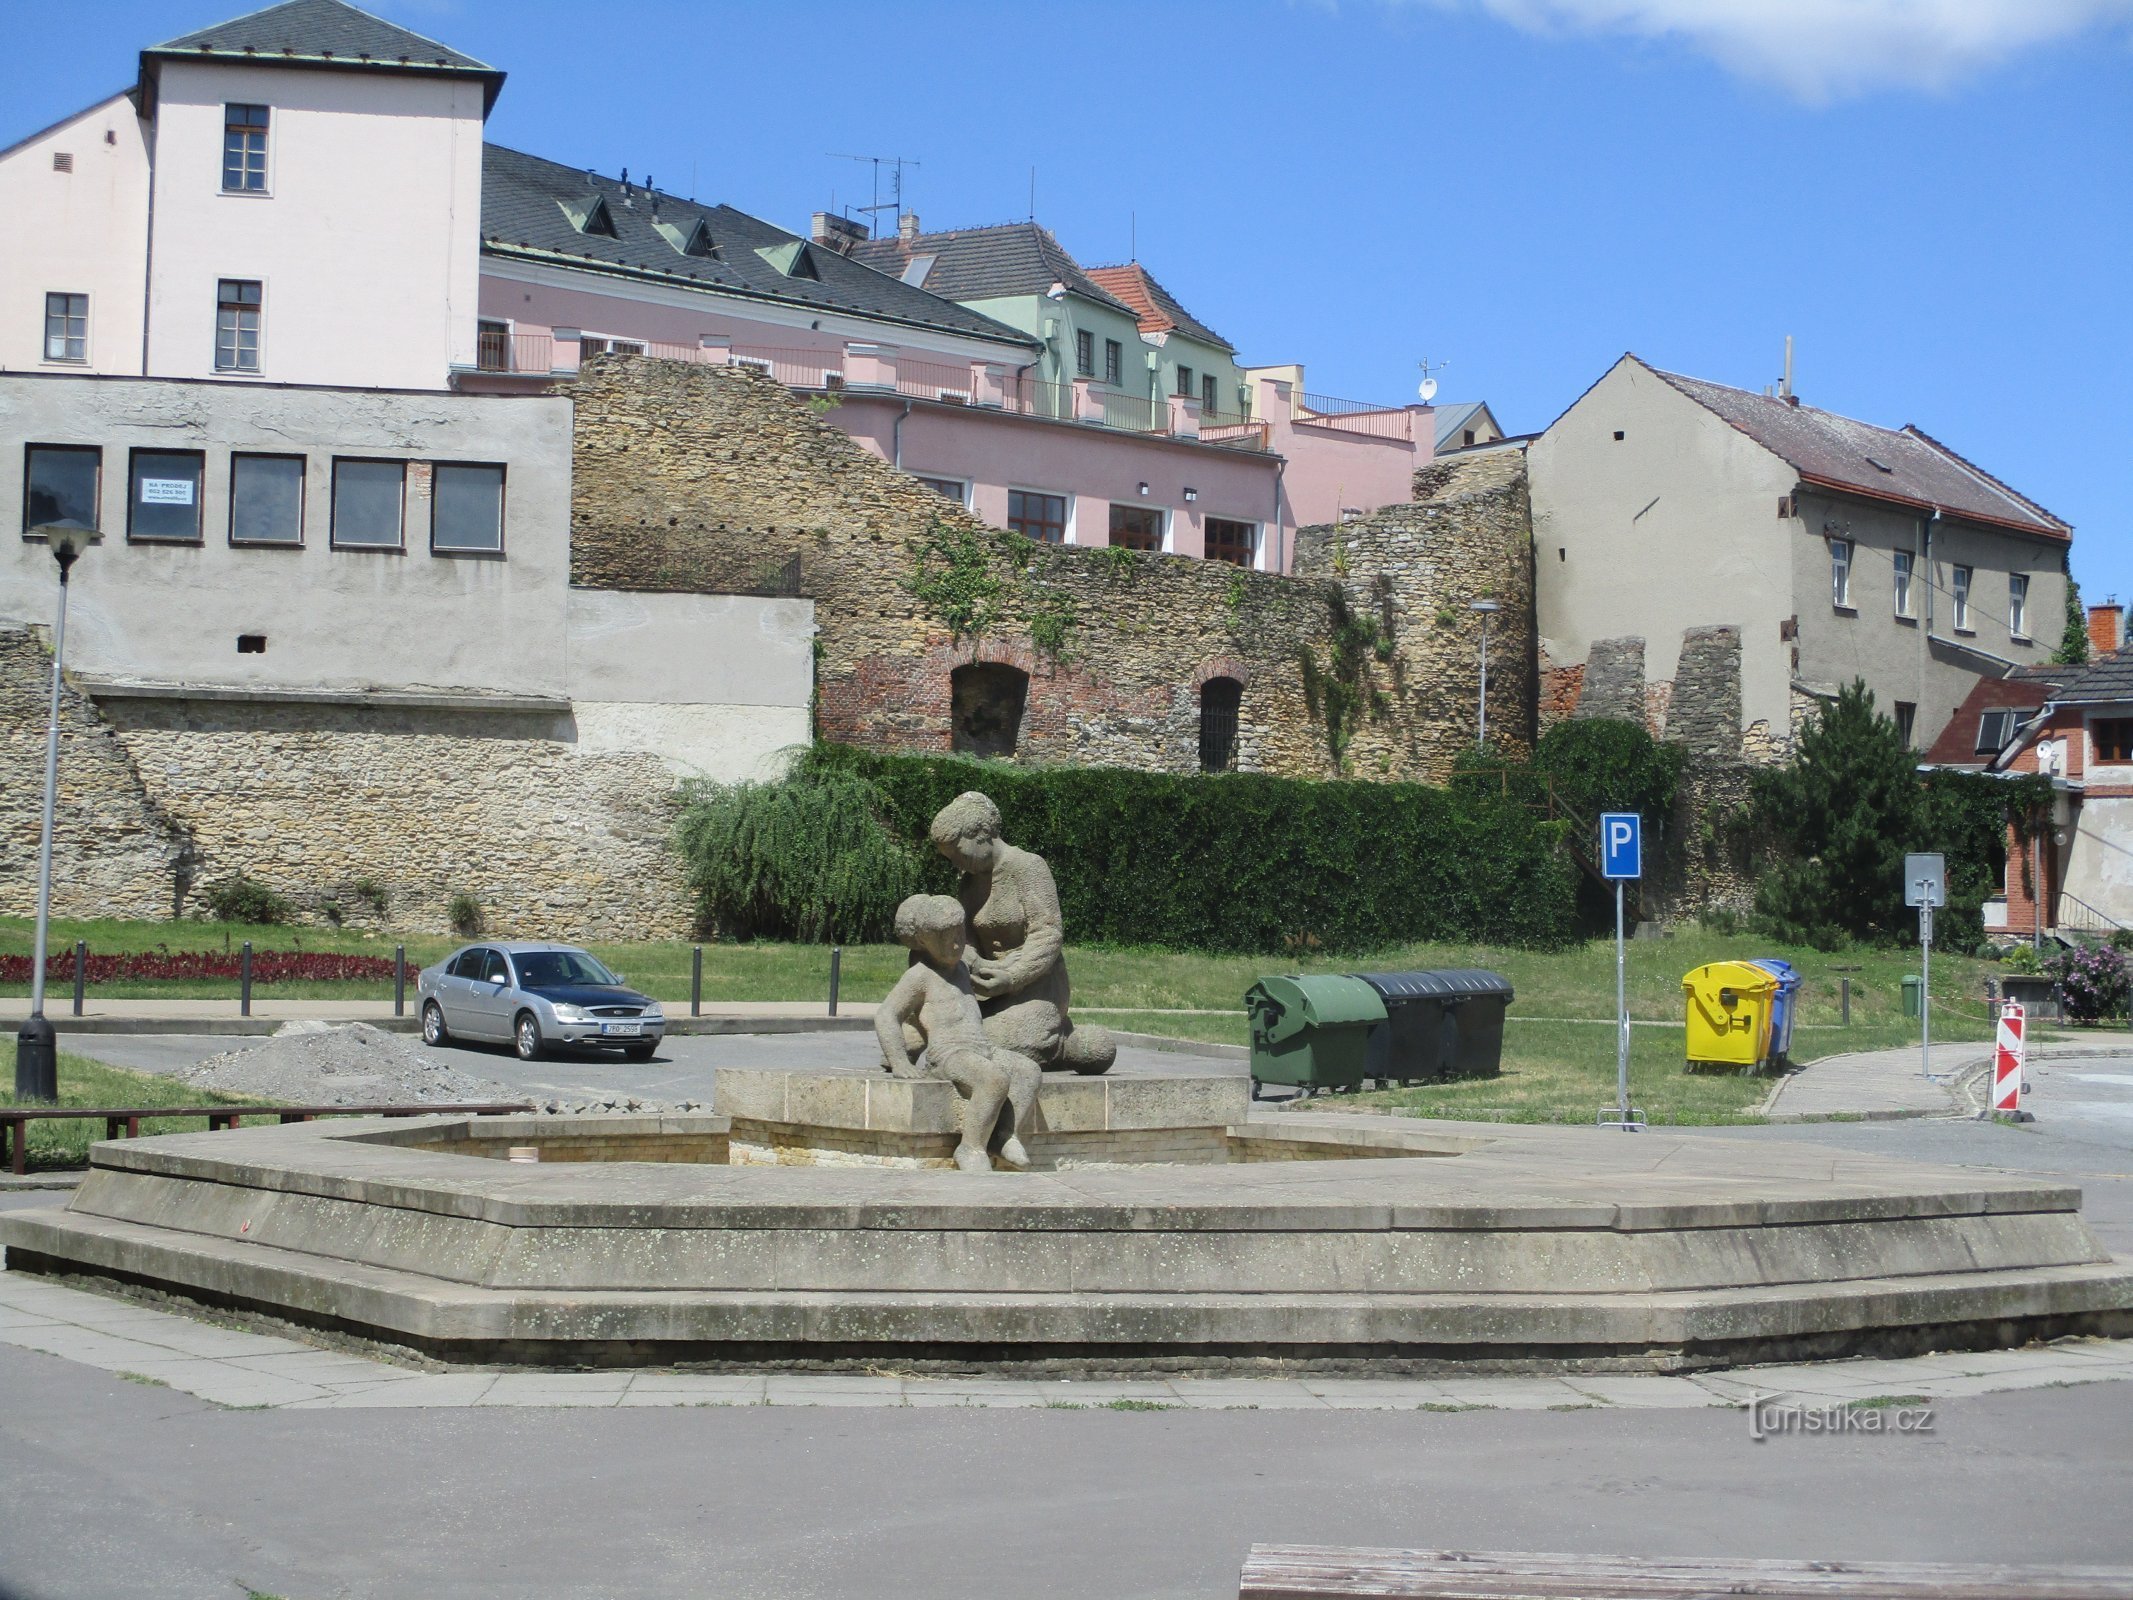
512,950,621,989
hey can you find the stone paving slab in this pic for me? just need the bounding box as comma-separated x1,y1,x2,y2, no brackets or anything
6,1257,2133,1414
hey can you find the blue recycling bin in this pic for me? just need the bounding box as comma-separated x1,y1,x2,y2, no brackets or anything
1749,959,1803,1065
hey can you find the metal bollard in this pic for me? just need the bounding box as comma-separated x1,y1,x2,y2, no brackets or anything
240,940,253,1018
1840,977,1851,1026
828,946,843,1018
691,945,703,1017
72,940,86,1017
394,945,407,1017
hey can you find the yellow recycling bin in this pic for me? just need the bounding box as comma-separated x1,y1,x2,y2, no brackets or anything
1681,960,1780,1070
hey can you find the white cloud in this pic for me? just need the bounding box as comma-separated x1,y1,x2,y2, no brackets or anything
1414,0,2133,98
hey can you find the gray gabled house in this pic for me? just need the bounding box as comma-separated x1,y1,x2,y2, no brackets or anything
1529,353,2072,757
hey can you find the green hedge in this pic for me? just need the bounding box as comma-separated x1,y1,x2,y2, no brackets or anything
802,745,1576,953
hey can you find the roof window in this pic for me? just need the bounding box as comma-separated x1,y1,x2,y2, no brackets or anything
756,241,820,280
557,195,616,237
654,217,716,258
1864,454,1895,474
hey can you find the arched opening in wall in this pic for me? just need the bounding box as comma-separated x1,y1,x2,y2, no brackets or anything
951,663,1028,758
1199,676,1242,772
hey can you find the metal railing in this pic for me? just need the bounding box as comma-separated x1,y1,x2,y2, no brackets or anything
1296,392,1415,440
476,331,558,375
1099,389,1165,433
2056,891,2130,933
1002,377,1075,422
892,357,977,403
726,344,844,389
1199,420,1273,453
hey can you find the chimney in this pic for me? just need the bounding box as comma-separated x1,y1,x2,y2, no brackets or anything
2090,599,2123,658
810,211,869,253
898,211,921,243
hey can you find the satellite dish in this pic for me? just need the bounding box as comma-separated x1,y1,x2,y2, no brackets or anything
1417,376,1438,402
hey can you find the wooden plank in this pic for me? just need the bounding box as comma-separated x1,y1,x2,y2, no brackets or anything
1239,1546,2133,1600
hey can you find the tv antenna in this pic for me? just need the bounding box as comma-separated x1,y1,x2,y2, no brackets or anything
830,153,920,230
1417,356,1449,403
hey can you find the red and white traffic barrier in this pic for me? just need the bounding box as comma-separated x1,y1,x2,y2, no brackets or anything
1992,1000,2027,1118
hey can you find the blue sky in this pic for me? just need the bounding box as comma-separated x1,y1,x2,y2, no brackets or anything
9,2,2129,594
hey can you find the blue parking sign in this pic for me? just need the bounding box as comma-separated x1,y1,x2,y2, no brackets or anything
1600,813,1641,880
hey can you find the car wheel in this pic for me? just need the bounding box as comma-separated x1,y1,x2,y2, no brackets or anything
515,1012,544,1062
622,1042,657,1061
422,1001,449,1047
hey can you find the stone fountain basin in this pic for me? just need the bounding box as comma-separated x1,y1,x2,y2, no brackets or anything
5,1070,2130,1372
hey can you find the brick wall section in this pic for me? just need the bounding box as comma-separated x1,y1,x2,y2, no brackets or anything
0,630,692,940
1295,446,1537,774
1537,661,1583,734
0,629,191,921
1665,626,1744,761
1576,637,1647,725
570,358,1534,780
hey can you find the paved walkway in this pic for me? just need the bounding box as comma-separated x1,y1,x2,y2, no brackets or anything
3,1255,2127,1413
1757,1041,1984,1120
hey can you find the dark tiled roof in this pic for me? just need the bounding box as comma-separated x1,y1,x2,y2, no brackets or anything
1649,361,2070,541
146,0,502,105
851,223,1136,315
2046,653,2133,706
1082,263,1232,352
481,148,1037,350
1921,665,2063,766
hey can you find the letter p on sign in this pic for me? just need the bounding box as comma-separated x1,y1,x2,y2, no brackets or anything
1600,813,1641,881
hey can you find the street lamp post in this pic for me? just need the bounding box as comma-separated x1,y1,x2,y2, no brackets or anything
16,520,91,1102
1469,599,1501,748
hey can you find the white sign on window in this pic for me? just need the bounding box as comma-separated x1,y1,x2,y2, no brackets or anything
139,478,195,505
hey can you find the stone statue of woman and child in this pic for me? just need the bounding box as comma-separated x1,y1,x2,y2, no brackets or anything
874,792,1116,1172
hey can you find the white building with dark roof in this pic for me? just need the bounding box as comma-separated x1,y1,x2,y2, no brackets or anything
1530,353,2073,757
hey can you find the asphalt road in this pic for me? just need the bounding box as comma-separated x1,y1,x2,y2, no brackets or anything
59,1026,1241,1107
0,1340,2129,1600
6,1052,2131,1598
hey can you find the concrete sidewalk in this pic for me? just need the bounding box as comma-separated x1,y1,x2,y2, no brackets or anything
1757,1042,1986,1120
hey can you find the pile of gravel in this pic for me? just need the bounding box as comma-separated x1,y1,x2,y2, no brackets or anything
173,1023,521,1108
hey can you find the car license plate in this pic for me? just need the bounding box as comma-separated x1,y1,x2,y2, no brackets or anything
599,1022,641,1037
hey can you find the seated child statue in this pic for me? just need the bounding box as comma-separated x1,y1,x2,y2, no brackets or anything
875,894,1043,1173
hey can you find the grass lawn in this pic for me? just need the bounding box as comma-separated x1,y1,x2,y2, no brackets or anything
2,1054,270,1172
6,915,2088,1128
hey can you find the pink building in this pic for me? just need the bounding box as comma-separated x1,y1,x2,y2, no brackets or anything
6,0,1430,570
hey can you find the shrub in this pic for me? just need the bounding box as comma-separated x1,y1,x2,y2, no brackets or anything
350,877,391,917
196,874,291,926
803,744,1576,954
0,951,392,984
447,892,484,938
2046,942,2130,1025
2001,943,2043,975
674,763,923,942
1531,718,1685,825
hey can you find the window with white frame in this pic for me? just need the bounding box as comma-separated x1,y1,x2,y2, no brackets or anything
1892,549,1914,617
1108,504,1163,551
914,476,966,506
222,104,269,192
1204,517,1257,567
2009,573,2030,639
1830,538,1853,608
1975,709,2015,755
1007,490,1066,543
1952,564,1973,630
43,293,86,362
216,279,262,372
1893,701,1917,747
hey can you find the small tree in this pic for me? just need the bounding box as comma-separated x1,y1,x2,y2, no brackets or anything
2056,573,2089,666
1751,682,1920,947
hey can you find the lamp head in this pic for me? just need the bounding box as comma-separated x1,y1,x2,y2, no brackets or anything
34,519,93,576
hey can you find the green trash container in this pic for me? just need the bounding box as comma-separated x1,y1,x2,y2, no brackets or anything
1902,975,1924,1019
1245,975,1388,1098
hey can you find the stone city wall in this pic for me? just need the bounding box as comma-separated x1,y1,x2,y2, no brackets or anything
0,629,693,939
569,358,1535,780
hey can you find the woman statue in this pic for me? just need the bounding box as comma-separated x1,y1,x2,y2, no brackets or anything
927,791,1117,1076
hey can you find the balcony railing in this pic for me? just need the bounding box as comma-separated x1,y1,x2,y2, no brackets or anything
1296,392,1416,441
1000,377,1075,422
892,357,977,404
475,330,557,375
1099,389,1166,434
1200,420,1272,453
727,345,845,389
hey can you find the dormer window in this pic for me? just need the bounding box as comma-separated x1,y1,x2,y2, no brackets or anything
223,104,269,192
756,241,819,280
557,195,616,237
654,217,716,258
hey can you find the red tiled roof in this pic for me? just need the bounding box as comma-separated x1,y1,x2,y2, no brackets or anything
1083,263,1232,352
1920,666,2064,767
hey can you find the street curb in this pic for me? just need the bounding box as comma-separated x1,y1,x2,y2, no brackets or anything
1107,1029,1247,1061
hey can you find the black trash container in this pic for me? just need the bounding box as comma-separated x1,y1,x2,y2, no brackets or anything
1352,969,1515,1084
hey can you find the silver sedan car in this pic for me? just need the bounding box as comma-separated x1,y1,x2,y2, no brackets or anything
417,942,666,1061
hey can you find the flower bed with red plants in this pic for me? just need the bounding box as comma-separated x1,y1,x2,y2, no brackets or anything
0,950,397,985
